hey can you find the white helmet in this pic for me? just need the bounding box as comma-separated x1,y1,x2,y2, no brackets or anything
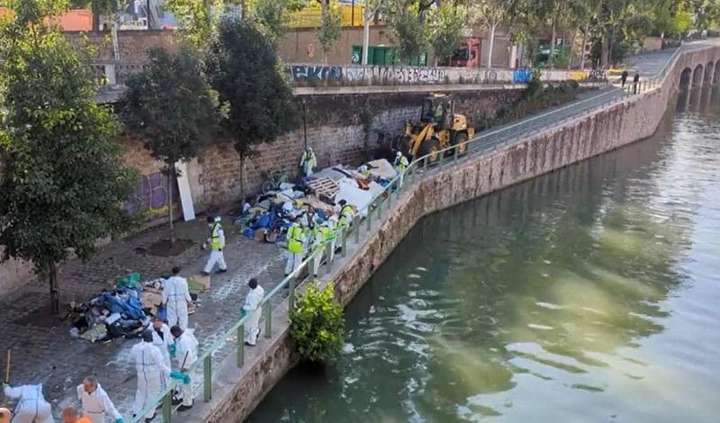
396,151,402,157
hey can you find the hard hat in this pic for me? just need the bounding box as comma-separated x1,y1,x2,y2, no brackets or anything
359,165,368,172
214,216,221,223
396,151,402,157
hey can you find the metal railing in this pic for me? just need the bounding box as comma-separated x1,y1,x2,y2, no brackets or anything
128,44,685,423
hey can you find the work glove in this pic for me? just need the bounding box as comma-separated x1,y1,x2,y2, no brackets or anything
170,370,190,384
115,418,125,423
169,343,177,358
240,308,247,319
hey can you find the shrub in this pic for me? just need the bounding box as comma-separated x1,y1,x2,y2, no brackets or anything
290,282,345,363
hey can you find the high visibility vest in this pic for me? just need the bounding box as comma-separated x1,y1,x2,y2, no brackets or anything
395,156,409,172
287,224,304,253
340,205,353,218
210,223,224,250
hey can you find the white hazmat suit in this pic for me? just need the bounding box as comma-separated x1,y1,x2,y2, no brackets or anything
173,331,198,407
2,384,53,423
163,276,192,331
243,284,265,346
131,341,170,420
76,383,122,423
152,323,173,387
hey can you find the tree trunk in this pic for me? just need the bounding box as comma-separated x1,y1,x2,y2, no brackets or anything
580,23,589,70
567,30,577,70
168,164,175,245
601,34,609,68
111,19,120,61
48,262,59,315
239,153,246,202
362,12,371,65
549,19,557,69
487,23,496,70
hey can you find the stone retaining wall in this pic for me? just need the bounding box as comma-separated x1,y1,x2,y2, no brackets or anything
189,43,720,422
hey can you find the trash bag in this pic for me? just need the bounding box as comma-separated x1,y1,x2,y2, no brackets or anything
243,228,255,238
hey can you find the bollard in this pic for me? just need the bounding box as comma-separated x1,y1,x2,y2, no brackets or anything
162,389,172,423
289,277,296,310
237,323,244,367
264,302,272,339
203,355,212,402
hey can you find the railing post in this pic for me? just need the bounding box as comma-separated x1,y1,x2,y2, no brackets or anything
289,277,296,310
377,196,383,215
422,156,428,170
453,146,459,161
237,323,244,367
341,227,347,257
162,388,172,423
353,220,360,243
366,204,373,231
264,302,272,339
203,355,212,402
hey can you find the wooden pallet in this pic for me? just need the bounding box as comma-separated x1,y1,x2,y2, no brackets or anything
307,177,339,199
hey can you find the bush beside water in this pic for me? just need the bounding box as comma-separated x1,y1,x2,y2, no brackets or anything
290,282,345,363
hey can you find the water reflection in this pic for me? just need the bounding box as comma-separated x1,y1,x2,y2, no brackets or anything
250,96,720,422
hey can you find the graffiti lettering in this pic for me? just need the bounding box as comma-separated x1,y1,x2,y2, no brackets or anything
290,65,343,82
124,171,177,216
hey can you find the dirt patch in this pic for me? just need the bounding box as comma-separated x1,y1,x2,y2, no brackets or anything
145,238,195,257
13,305,67,328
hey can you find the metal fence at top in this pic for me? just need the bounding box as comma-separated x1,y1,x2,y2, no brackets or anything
128,45,680,423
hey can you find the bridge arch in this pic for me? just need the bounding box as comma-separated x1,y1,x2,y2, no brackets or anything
692,64,704,87
715,59,720,84
705,62,715,83
680,67,693,89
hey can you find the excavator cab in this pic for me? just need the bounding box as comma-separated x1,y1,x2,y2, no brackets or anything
401,94,474,161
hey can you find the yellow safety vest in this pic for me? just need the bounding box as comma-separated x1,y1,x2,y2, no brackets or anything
287,224,304,253
210,223,224,250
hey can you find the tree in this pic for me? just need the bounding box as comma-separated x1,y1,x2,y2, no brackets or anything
387,1,428,64
317,0,341,63
473,0,511,69
0,0,136,314
244,0,307,44
361,0,387,65
165,0,223,49
206,17,298,200
428,3,467,65
123,47,221,244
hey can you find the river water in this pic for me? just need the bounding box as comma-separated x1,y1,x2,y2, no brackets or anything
249,89,720,423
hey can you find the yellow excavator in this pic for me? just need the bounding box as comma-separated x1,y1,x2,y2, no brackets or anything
399,94,475,162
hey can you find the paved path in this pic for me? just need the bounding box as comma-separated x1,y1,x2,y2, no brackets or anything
0,42,710,421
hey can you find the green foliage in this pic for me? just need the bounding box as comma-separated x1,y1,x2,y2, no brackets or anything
206,17,297,196
387,3,428,64
428,4,467,64
290,282,345,363
123,47,220,165
164,0,223,49
0,1,136,312
317,0,341,59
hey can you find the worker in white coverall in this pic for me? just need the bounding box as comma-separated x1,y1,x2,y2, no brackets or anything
284,219,306,276
242,278,265,346
394,151,409,186
131,330,170,422
202,216,227,275
76,376,123,423
162,267,192,331
170,326,197,411
299,147,317,177
2,384,53,423
151,317,173,388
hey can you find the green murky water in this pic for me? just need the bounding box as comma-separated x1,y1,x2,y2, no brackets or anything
249,90,720,422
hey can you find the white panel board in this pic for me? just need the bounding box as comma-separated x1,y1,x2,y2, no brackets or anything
176,161,196,221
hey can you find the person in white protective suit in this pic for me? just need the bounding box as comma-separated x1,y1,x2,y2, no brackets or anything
2,383,53,423
162,267,192,331
299,147,317,177
131,330,170,422
242,278,265,346
76,376,123,423
202,216,227,276
170,326,198,411
151,317,173,387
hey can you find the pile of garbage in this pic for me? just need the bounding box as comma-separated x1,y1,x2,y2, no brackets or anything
67,273,200,343
236,159,399,243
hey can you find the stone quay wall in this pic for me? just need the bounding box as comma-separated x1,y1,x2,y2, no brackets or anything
189,43,720,422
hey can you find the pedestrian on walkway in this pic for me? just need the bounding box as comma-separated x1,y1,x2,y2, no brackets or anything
202,216,228,276
76,376,123,423
299,147,317,177
242,278,265,346
62,406,90,423
633,72,640,94
131,330,170,422
284,218,306,277
151,317,173,381
170,326,197,412
162,267,192,331
2,383,53,423
394,151,409,186
621,70,628,88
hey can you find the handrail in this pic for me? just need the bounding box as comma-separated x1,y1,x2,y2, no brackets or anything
127,43,696,422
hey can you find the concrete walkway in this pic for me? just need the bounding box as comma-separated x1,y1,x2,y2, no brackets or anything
0,42,712,421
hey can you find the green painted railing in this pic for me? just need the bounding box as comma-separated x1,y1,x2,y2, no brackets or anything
129,47,684,423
